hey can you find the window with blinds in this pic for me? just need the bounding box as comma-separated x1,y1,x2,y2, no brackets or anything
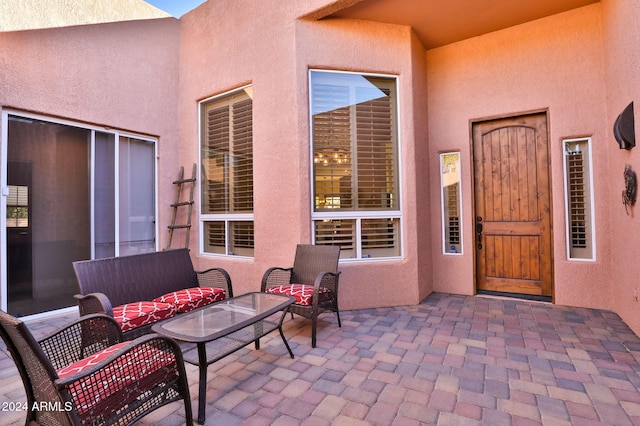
6,185,28,228
200,87,254,257
563,138,594,260
310,71,401,260
440,152,462,254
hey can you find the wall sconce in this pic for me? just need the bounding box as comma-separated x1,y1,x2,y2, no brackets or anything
614,102,635,150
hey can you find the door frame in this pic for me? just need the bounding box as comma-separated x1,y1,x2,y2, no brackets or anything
469,109,554,302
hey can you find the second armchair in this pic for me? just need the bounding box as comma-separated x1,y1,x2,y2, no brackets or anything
261,244,341,348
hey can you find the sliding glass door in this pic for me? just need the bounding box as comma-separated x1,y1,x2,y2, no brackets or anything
2,112,157,317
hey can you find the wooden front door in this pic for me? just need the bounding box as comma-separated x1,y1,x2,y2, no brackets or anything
472,112,553,298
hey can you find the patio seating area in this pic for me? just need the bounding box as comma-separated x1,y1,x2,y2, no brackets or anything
2,292,640,425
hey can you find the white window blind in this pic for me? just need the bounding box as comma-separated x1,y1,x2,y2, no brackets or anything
356,87,396,210
200,87,254,257
315,219,355,251
563,138,595,260
310,71,401,260
567,152,587,248
440,152,462,254
445,185,461,243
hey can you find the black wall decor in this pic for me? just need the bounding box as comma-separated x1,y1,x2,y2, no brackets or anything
614,102,635,150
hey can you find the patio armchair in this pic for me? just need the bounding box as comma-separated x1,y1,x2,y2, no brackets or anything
261,244,341,348
0,311,193,426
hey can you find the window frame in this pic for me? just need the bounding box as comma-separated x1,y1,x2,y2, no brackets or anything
198,85,254,258
309,70,403,261
439,152,463,255
562,137,596,261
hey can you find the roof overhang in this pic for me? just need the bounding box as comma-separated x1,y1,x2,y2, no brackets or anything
302,0,599,49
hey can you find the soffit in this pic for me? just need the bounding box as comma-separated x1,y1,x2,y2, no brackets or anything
304,0,599,49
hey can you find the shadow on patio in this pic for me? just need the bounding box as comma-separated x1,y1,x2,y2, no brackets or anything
2,292,640,425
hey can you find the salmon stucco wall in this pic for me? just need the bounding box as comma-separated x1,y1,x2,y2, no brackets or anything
179,0,432,309
0,18,181,242
178,0,302,297
409,30,433,304
601,0,640,336
0,18,180,139
295,17,432,309
426,4,614,309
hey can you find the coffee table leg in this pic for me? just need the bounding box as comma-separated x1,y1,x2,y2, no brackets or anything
277,307,294,358
279,326,294,358
197,343,207,424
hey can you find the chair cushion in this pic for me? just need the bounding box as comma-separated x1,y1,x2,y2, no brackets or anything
112,301,178,332
265,284,331,306
57,342,129,377
57,342,177,420
153,287,226,313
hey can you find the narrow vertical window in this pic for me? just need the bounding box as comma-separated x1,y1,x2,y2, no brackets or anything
440,152,462,254
310,70,401,260
200,86,254,257
6,185,28,228
563,138,595,260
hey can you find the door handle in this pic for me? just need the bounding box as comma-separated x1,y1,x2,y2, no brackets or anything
476,217,483,249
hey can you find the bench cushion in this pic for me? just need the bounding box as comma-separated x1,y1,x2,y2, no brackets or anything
153,287,226,313
57,342,177,420
112,301,178,332
265,284,331,306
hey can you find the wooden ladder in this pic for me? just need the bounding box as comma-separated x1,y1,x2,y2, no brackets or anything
166,164,196,250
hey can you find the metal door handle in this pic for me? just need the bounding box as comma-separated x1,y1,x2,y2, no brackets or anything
476,217,483,249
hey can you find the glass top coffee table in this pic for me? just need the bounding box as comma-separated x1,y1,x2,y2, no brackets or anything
152,292,295,424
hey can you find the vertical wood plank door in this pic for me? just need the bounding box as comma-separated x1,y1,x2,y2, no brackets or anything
472,112,553,297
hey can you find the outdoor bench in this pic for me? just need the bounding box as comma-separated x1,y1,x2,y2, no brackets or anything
73,248,233,339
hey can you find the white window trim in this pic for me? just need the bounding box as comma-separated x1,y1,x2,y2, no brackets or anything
198,216,255,259
562,137,596,262
439,152,463,256
308,70,404,261
312,211,402,262
198,85,255,259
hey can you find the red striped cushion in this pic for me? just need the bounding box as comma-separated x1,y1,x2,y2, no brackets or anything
57,342,128,377
154,287,226,313
112,301,178,332
57,343,177,420
265,284,331,306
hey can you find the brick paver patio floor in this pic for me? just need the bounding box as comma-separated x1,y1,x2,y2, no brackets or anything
2,292,640,425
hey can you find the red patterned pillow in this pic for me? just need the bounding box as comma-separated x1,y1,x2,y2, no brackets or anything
265,284,331,306
57,342,177,420
112,301,178,332
154,287,226,313
57,342,128,377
